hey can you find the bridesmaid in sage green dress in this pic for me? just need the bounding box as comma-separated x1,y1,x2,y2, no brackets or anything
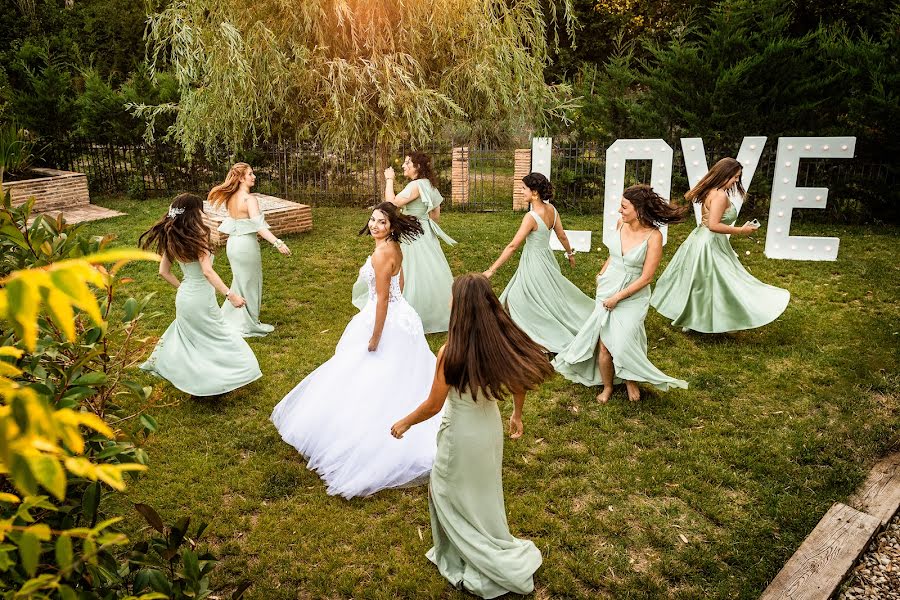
392,274,553,599
553,185,689,403
352,152,456,333
651,157,790,332
484,172,594,353
139,193,262,396
208,163,291,337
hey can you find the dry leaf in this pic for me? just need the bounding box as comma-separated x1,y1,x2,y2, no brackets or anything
678,533,688,544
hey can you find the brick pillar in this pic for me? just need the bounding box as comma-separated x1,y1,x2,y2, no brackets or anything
513,149,531,210
451,147,469,206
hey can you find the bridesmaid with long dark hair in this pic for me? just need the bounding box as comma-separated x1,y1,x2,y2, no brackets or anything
391,273,552,598
139,193,261,396
651,157,790,332
553,185,689,403
353,152,456,333
484,172,594,353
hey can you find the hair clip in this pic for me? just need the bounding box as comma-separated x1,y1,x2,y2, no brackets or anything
167,206,186,218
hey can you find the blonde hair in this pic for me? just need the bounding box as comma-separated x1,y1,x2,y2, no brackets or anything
207,162,252,209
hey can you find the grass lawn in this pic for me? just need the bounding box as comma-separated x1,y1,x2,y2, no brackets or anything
82,196,899,599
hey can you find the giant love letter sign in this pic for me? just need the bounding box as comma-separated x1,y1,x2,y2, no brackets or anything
603,139,674,245
764,137,856,261
533,135,855,260
681,137,768,225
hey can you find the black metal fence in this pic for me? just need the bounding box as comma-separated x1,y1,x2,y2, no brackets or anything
42,137,897,218
548,140,899,218
42,138,517,211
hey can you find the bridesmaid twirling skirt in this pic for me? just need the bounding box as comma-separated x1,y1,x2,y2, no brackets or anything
651,226,789,333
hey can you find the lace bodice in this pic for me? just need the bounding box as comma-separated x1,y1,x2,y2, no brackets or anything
359,256,404,304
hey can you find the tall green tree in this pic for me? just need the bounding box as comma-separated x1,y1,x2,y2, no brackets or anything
137,0,577,152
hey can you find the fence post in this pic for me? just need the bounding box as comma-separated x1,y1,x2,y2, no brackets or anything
513,148,531,210
451,146,469,206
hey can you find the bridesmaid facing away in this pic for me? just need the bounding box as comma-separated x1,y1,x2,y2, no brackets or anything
553,185,688,403
139,193,262,396
208,163,291,337
651,157,790,333
483,172,594,353
353,152,456,333
391,273,553,599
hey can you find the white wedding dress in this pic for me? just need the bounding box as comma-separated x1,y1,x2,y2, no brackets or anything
270,256,441,499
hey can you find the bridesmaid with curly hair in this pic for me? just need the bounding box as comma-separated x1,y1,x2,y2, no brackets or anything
139,193,261,396
553,185,689,403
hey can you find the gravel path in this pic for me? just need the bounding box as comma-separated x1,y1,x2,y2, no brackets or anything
839,511,900,599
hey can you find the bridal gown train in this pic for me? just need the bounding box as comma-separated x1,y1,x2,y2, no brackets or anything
270,256,441,499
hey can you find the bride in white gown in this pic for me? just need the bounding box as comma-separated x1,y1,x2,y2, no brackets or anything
271,202,442,499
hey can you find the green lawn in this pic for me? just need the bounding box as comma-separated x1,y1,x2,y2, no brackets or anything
83,197,899,599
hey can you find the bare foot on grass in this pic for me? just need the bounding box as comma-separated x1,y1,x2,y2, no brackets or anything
625,381,641,402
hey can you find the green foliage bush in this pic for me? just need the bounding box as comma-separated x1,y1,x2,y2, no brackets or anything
0,1,176,144
0,122,38,182
0,192,243,599
563,0,899,222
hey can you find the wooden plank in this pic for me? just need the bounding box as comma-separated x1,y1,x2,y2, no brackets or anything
32,206,125,225
760,503,879,600
848,451,900,527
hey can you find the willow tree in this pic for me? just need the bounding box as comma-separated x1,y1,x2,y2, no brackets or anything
135,0,576,153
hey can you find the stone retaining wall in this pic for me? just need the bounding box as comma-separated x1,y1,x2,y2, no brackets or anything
203,193,313,246
4,168,90,212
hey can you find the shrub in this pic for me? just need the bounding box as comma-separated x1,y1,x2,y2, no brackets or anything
0,191,247,599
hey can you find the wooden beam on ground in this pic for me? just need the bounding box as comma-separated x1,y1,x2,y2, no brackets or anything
847,451,900,527
759,502,880,600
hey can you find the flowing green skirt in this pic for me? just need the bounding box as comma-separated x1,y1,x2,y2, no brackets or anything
427,388,541,598
141,275,262,396
498,244,594,353
221,233,274,337
553,268,688,390
651,227,789,333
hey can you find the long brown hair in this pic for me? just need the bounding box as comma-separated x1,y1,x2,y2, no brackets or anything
443,274,553,401
138,193,211,262
407,151,436,186
357,202,424,243
685,157,745,204
207,162,251,209
623,184,689,228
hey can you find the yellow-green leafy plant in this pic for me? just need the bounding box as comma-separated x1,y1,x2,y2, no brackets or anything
0,189,237,599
